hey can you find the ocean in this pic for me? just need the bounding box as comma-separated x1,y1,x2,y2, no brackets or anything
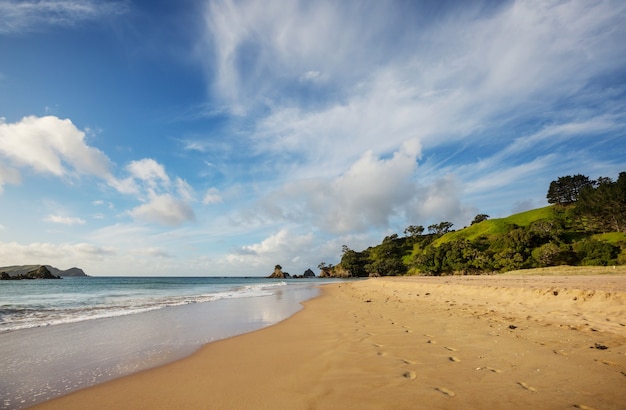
0,276,340,409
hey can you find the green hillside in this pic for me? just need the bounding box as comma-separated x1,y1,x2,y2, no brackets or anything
434,206,555,246
328,171,625,277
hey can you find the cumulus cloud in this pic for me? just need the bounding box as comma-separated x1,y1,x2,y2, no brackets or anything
227,229,314,268
0,115,113,180
129,194,195,227
0,0,129,34
0,162,21,192
43,214,86,225
126,158,170,188
118,159,197,226
254,140,421,233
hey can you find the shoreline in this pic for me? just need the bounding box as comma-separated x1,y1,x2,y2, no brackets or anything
2,281,322,410
34,275,626,409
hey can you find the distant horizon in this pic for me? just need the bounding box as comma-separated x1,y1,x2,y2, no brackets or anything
1,0,625,276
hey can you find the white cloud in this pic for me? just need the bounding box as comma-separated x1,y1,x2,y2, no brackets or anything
0,162,21,193
176,178,195,202
203,187,222,204
43,214,86,225
126,158,170,188
120,160,197,226
226,229,314,270
129,194,195,227
299,70,323,83
134,247,171,258
196,0,626,235
410,174,467,226
0,241,115,266
0,0,129,34
107,176,139,195
253,140,421,234
0,115,113,179
200,0,397,115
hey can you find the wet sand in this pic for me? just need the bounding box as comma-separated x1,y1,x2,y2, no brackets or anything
34,274,626,409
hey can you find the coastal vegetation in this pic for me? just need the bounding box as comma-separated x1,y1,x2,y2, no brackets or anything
322,172,626,277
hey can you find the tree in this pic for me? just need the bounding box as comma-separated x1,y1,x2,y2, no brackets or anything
471,214,490,225
576,172,626,233
428,221,454,235
532,242,567,267
404,225,425,237
547,174,594,205
340,245,367,277
573,240,618,266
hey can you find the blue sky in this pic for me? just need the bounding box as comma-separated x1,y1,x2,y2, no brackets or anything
0,0,625,276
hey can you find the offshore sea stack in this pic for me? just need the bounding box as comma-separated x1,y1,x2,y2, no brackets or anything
268,265,291,278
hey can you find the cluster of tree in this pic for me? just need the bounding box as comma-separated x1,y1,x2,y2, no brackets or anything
324,172,625,277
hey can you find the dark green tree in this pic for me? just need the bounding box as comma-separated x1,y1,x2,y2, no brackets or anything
340,245,368,277
427,221,454,235
576,172,626,233
573,239,619,265
547,174,594,205
471,214,490,225
403,225,425,237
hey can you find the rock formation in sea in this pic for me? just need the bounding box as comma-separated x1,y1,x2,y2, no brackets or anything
268,265,291,278
303,268,315,278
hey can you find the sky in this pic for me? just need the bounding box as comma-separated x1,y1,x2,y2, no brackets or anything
0,0,625,277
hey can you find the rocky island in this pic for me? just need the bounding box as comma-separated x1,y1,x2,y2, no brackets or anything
0,265,88,280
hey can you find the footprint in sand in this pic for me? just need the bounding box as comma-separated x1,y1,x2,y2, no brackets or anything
448,356,461,362
401,359,415,365
517,382,537,392
403,371,416,379
477,367,502,373
574,405,596,410
444,346,458,352
435,387,456,397
427,340,437,345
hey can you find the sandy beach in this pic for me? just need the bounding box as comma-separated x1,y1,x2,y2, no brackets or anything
34,274,626,410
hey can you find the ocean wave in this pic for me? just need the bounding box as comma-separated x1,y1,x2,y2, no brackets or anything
0,280,288,333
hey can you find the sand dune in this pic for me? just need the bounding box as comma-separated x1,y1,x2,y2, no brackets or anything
35,274,626,410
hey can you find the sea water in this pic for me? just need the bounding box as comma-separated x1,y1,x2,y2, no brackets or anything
0,276,337,409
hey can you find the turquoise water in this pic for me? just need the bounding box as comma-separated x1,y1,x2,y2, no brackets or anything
0,276,303,332
0,276,338,409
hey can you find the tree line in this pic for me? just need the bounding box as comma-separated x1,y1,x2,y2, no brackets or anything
323,171,625,277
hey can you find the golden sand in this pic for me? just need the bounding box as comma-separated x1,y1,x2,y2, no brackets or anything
34,275,626,409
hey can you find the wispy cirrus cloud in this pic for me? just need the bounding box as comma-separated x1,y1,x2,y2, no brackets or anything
0,0,129,34
199,0,626,230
